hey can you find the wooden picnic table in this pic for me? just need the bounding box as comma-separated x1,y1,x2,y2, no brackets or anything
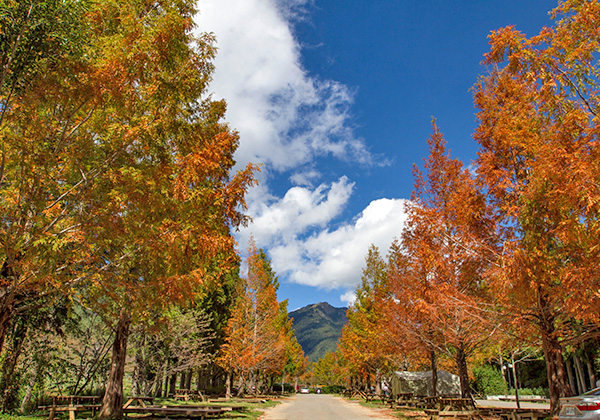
123,396,154,408
41,396,101,420
123,406,225,418
423,396,441,409
157,404,246,412
439,397,476,411
365,393,386,402
489,407,550,420
51,396,100,405
425,397,480,420
389,392,418,408
174,388,206,402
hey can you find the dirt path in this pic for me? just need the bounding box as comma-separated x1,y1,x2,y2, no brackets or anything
259,394,397,420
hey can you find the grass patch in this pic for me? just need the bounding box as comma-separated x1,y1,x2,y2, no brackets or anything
0,415,44,420
0,397,281,420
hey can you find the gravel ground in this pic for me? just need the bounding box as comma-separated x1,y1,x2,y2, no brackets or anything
259,394,397,420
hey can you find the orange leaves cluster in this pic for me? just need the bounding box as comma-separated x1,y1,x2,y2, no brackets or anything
337,129,498,395
471,0,600,409
0,0,258,345
218,241,304,386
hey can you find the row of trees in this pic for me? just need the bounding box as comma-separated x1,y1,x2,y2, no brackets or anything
317,1,600,414
0,0,304,418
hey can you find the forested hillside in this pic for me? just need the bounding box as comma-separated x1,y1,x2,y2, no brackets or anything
290,302,347,362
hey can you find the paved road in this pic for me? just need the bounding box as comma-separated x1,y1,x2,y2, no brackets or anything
260,394,395,420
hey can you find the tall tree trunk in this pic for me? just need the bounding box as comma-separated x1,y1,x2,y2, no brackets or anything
131,330,146,396
540,323,572,414
236,373,245,396
574,355,587,393
585,352,596,390
511,353,520,409
99,310,131,420
20,358,42,413
0,315,28,411
499,353,508,390
430,347,438,397
225,371,232,399
152,361,165,398
185,368,192,390
0,257,19,354
0,303,13,356
168,372,177,396
566,357,576,394
162,361,170,398
455,342,471,399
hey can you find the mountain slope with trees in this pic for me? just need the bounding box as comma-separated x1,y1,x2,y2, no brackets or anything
289,302,347,362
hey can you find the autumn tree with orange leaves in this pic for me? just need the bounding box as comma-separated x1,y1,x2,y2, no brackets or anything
473,0,600,412
358,125,498,398
1,0,257,417
0,0,93,356
219,242,304,397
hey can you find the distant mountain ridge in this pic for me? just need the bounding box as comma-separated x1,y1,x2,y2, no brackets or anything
289,302,347,362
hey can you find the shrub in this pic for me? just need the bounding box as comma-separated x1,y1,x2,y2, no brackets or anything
322,385,346,394
472,365,508,396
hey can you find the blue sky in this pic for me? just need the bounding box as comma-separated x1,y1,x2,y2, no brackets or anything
195,0,557,311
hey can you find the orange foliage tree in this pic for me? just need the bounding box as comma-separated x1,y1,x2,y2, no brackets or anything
0,0,93,354
473,0,600,411
80,1,257,417
383,239,443,388
384,124,497,398
2,0,257,417
218,241,303,396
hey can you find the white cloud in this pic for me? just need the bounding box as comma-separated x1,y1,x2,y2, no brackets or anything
271,198,408,290
340,290,357,307
195,0,370,172
244,194,409,301
239,176,355,247
195,0,404,306
289,168,321,187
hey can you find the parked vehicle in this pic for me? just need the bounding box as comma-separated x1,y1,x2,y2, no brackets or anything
299,387,310,394
559,388,600,420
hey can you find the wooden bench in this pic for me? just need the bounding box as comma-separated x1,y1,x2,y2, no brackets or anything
158,404,246,412
425,398,481,420
40,396,101,420
123,396,154,408
498,410,550,420
365,393,386,402
425,408,481,420
174,389,206,402
123,406,225,418
390,392,418,408
41,404,101,420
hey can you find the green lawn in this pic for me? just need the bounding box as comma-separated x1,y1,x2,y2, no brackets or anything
0,397,281,420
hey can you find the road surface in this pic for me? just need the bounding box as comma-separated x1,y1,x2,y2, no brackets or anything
260,394,395,420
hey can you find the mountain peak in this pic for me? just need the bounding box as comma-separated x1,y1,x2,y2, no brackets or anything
289,302,347,362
